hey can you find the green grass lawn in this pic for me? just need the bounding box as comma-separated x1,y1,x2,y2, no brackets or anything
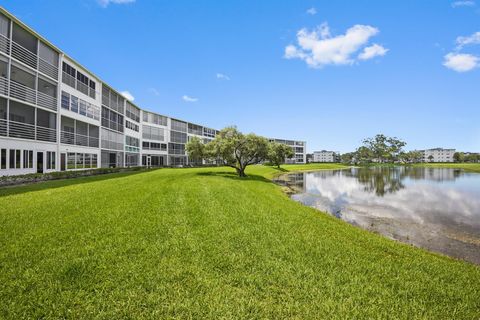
0,164,479,319
415,163,480,173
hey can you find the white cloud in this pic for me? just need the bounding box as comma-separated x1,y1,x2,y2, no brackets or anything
182,95,198,102
284,23,387,68
148,87,160,96
443,53,479,72
98,0,135,8
306,7,317,15
358,44,389,60
456,31,480,50
120,91,134,101
216,73,230,80
451,1,475,7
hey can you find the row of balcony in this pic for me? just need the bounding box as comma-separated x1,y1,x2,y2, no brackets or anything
0,119,56,143
60,131,99,148
0,34,59,80
0,76,57,111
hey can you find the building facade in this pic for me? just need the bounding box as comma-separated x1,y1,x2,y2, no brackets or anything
421,148,455,163
0,7,306,177
313,150,340,163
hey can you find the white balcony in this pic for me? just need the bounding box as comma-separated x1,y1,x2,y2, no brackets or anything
11,40,37,69
60,130,99,148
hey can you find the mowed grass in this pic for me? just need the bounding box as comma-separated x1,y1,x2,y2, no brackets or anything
0,164,479,319
415,163,480,173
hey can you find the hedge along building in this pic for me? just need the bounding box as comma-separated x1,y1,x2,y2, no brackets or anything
0,6,306,177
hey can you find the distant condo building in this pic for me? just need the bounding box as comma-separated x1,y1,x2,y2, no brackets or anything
0,7,306,176
420,148,455,163
313,150,340,163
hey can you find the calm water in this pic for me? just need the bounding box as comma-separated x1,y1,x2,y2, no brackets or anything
275,167,480,264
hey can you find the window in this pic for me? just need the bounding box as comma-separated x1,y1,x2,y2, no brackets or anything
168,143,185,155
142,111,168,126
0,13,9,38
23,150,33,169
1,149,6,169
102,106,124,132
67,153,76,169
126,136,139,148
126,102,140,122
171,119,187,132
61,91,70,110
9,149,21,169
170,130,187,143
142,142,167,151
126,120,139,132
46,151,56,170
203,127,216,138
71,96,79,113
142,125,164,141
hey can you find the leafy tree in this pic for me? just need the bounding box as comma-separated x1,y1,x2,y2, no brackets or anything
399,150,423,163
201,126,269,177
454,152,465,163
428,155,434,162
185,136,205,165
341,152,356,164
268,142,294,168
355,146,374,164
361,134,406,163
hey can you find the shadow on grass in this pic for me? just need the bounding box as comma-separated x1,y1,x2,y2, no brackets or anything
0,170,150,197
195,171,272,183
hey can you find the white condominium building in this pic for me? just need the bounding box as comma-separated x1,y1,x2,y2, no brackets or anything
313,150,340,163
0,7,306,177
421,148,455,163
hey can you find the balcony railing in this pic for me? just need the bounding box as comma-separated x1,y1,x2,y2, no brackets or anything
9,80,36,105
61,130,99,148
0,77,8,96
7,79,57,111
37,91,57,111
36,125,57,142
7,120,35,140
0,34,10,55
11,40,37,69
39,58,59,80
0,118,6,136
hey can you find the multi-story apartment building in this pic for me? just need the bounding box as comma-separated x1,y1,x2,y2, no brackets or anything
269,138,307,164
0,7,306,176
420,148,455,163
313,150,340,163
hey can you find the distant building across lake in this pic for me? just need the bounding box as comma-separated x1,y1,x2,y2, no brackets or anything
313,150,341,163
419,148,455,163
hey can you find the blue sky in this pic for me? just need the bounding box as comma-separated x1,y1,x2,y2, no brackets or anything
3,0,480,152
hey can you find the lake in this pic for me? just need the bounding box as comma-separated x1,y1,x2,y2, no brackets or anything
274,167,480,264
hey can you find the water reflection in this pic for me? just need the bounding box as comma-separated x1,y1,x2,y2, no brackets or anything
275,167,480,264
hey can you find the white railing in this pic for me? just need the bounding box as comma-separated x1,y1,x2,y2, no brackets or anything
8,120,36,140
0,34,9,55
0,119,6,136
0,77,8,96
61,130,99,148
37,91,57,111
60,131,75,145
76,81,89,96
62,71,76,88
89,136,99,148
0,119,57,142
9,80,36,105
36,126,57,142
39,58,59,80
11,40,37,69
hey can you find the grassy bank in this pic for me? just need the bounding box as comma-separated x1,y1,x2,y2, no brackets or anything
414,163,480,173
0,164,479,319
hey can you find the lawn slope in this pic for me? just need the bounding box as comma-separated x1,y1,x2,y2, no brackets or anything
0,164,479,319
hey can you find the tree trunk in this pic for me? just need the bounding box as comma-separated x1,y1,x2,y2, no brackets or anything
236,166,247,177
